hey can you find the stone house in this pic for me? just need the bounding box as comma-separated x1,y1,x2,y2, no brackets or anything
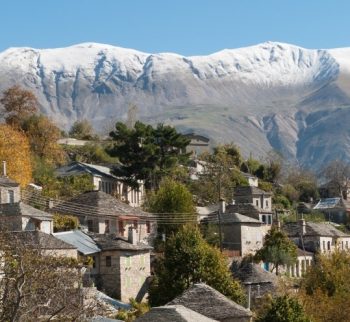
231,260,277,309
53,229,152,302
231,186,273,225
241,173,259,188
91,232,152,302
51,190,156,245
56,162,145,207
285,248,314,278
283,219,350,254
12,230,78,258
168,283,252,322
220,212,267,256
313,197,349,224
0,169,53,234
184,133,210,156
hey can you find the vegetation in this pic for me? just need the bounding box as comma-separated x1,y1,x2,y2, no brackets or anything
147,178,196,236
190,144,248,204
22,114,66,165
0,85,38,128
108,121,190,189
148,225,245,306
255,227,297,275
53,214,79,232
0,124,32,186
257,295,310,322
63,142,117,164
0,231,91,321
115,298,150,322
69,119,96,140
299,251,350,322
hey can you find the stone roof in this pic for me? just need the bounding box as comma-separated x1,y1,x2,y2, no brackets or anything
226,203,272,215
19,203,53,220
234,185,272,197
0,176,19,187
231,260,278,285
52,190,151,218
90,234,152,252
11,231,77,250
283,221,350,238
220,212,262,224
0,202,52,221
167,283,252,320
297,247,314,257
135,305,218,322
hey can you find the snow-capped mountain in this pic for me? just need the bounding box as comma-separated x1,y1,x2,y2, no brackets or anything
1,41,350,168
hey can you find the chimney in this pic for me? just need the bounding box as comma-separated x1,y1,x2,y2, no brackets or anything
2,161,6,177
128,226,138,245
219,198,226,214
299,217,306,235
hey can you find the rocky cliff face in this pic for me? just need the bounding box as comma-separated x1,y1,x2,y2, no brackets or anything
1,41,350,169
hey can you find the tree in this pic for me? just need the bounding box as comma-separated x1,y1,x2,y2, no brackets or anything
147,178,196,236
322,160,350,198
0,231,93,321
255,227,297,275
299,251,350,322
257,295,310,322
108,121,190,189
63,143,117,164
0,85,38,128
190,144,248,204
148,225,245,306
0,124,32,186
115,298,150,322
41,174,95,199
21,114,65,165
69,119,96,140
53,214,79,232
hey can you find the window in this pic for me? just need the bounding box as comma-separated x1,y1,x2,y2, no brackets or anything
327,241,331,251
8,190,14,203
265,200,269,207
267,215,272,225
261,215,266,224
346,241,349,249
133,220,138,231
106,256,112,267
146,221,151,234
118,220,125,236
125,256,132,267
87,220,94,232
105,220,110,234
323,240,326,251
255,200,259,207
140,255,145,266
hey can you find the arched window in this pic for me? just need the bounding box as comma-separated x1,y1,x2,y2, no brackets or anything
327,241,331,251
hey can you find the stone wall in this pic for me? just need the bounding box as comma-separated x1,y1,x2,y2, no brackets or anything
97,249,151,302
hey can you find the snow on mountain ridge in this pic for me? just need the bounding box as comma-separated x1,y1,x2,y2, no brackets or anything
1,41,350,169
0,41,341,86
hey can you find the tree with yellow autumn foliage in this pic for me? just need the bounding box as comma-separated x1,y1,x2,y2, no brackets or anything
22,115,65,165
0,124,32,186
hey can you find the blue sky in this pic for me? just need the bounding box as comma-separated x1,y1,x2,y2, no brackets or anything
1,0,349,55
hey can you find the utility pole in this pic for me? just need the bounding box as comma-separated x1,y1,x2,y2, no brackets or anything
218,165,224,252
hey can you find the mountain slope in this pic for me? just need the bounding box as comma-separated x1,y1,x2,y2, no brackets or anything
1,42,350,168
